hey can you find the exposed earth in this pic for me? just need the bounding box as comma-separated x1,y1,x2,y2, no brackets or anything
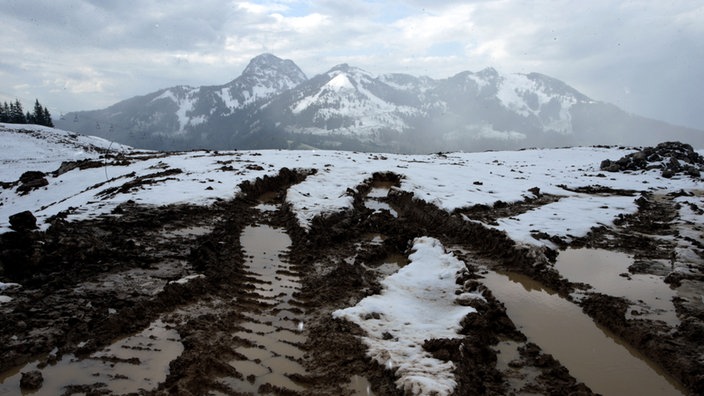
0,142,703,395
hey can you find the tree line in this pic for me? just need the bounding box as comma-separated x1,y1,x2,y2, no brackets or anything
0,99,54,127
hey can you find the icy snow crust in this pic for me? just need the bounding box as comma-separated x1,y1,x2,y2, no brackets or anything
333,237,480,395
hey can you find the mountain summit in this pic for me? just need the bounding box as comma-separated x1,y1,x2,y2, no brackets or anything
241,53,307,81
57,54,703,152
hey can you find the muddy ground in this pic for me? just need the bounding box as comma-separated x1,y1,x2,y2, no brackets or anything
0,166,702,395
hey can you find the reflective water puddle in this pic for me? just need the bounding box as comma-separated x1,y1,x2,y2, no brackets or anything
256,191,279,212
555,248,679,325
222,223,308,394
0,319,182,395
364,181,398,217
347,375,375,395
480,269,684,396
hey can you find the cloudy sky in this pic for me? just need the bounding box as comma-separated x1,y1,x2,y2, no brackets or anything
1,0,703,130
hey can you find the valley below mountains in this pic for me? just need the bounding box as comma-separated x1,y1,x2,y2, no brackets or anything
57,54,704,153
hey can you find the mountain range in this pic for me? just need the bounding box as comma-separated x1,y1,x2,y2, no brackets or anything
56,54,704,153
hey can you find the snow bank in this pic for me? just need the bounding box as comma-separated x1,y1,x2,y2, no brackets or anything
333,237,479,395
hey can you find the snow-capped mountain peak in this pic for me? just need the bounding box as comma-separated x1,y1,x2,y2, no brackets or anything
220,53,307,110
284,64,421,140
240,53,307,84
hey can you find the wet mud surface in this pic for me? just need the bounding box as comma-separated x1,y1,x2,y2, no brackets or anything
0,165,702,395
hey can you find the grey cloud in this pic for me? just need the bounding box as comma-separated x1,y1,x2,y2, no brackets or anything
1,0,702,130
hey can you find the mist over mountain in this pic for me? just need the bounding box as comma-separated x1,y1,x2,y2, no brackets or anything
57,54,704,153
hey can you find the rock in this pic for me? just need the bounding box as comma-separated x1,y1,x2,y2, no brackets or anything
18,171,45,184
685,166,701,178
16,177,48,194
601,141,704,179
632,151,647,161
9,211,37,232
16,171,49,194
20,370,43,390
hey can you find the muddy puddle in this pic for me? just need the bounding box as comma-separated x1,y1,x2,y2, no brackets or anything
347,375,375,396
0,319,182,395
364,181,398,217
480,269,685,396
360,233,408,276
555,248,679,325
221,222,308,394
255,191,279,212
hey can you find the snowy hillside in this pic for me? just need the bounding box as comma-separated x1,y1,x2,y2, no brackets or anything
0,123,132,181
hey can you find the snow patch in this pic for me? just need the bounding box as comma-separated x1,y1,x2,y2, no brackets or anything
333,237,476,396
496,73,577,133
218,88,241,111
326,73,355,91
168,274,205,285
492,194,638,247
0,282,20,291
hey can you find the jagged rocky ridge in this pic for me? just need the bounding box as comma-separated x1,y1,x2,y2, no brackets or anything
57,54,704,153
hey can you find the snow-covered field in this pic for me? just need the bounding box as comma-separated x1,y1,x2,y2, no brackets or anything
1,124,701,242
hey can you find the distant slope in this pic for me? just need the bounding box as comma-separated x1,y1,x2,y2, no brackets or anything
0,123,131,182
56,54,704,153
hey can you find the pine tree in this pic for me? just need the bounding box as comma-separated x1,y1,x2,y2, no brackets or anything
0,99,53,126
43,106,54,127
32,99,45,126
2,102,9,123
10,99,26,124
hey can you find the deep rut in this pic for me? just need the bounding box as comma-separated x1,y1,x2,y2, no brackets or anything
220,205,309,394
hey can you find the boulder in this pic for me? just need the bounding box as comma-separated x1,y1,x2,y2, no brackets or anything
9,211,37,232
19,370,43,390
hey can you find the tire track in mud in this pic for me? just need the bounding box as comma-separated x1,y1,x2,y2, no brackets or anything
151,168,315,395
221,213,309,394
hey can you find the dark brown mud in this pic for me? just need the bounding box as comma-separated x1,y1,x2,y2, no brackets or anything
0,167,701,395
